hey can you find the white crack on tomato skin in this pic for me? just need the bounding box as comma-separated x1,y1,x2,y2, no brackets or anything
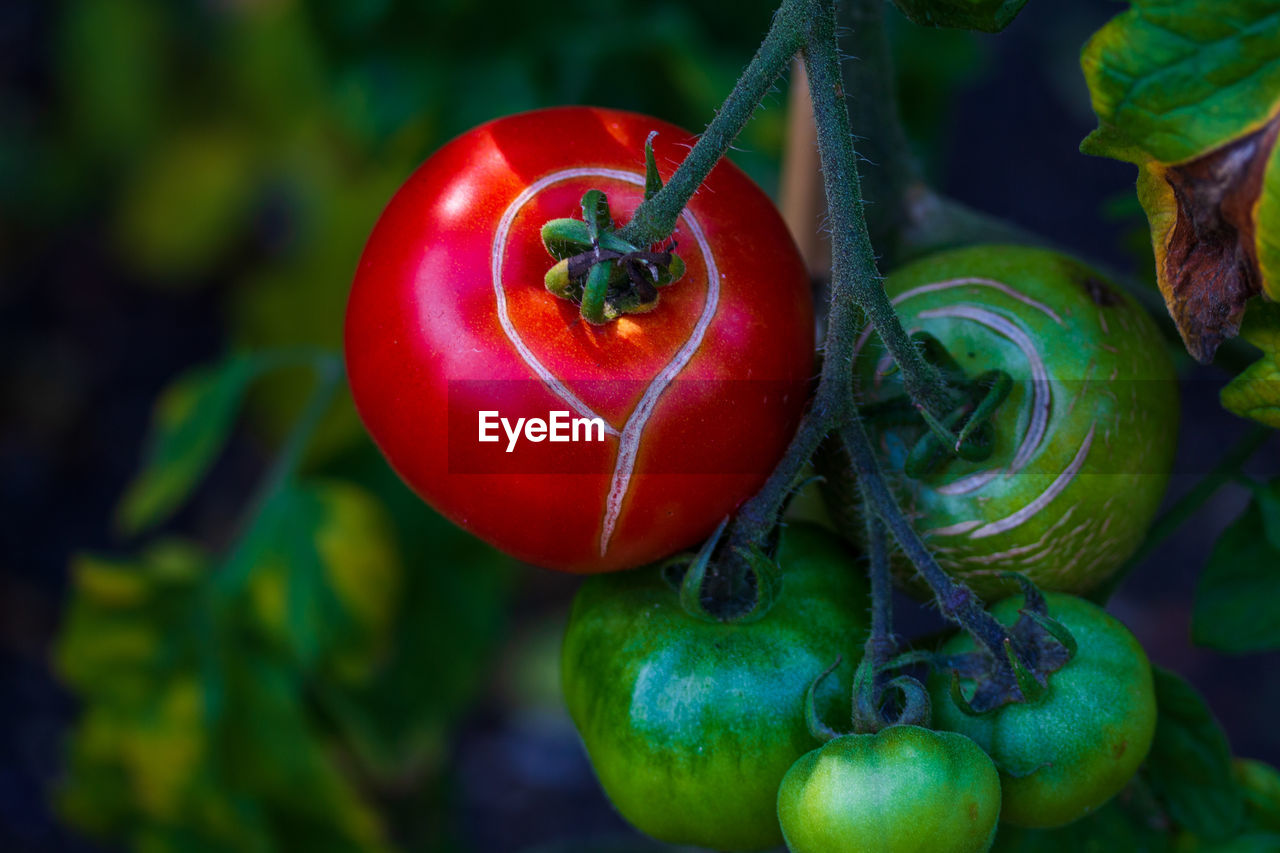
832,247,1178,598
490,167,721,558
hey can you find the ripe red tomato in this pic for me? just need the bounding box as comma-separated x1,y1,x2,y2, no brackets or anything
344,107,814,572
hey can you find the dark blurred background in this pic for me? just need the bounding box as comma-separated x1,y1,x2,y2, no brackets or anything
2,0,1277,851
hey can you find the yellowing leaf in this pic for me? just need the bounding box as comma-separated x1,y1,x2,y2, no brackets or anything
312,481,402,681
122,677,206,821
245,480,403,683
73,555,150,608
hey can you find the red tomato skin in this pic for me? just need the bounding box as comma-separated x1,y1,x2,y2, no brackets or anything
345,107,813,572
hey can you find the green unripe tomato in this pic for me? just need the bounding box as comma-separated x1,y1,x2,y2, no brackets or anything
930,593,1157,828
822,245,1178,599
560,522,868,851
777,725,1002,853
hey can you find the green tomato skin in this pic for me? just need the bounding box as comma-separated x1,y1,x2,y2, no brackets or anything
560,523,869,851
823,245,1179,599
930,593,1157,829
777,725,1002,853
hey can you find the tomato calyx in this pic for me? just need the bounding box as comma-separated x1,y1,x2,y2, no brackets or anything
540,134,689,325
804,650,933,743
939,574,1078,714
861,332,1013,478
659,518,777,623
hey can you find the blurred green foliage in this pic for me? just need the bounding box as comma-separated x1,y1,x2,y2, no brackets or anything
23,0,1001,850
37,0,792,849
57,350,516,851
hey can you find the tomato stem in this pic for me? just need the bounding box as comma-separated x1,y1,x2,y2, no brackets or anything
851,486,894,731
722,0,950,572
615,0,809,248
863,490,894,671
712,0,1017,677
834,0,1043,266
803,3,951,420
836,418,988,639
834,0,919,252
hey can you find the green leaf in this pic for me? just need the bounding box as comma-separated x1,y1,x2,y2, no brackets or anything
1192,489,1280,653
216,655,388,850
1080,0,1280,165
889,0,1027,33
1221,303,1280,428
228,479,401,680
116,355,262,536
1143,667,1244,839
1080,0,1280,363
314,441,515,781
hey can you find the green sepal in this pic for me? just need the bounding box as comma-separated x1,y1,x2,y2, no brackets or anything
544,258,576,300
541,217,635,261
677,518,728,624
579,259,615,325
956,370,1012,447
541,218,593,261
1002,571,1079,664
912,331,965,378
602,272,661,319
656,253,685,287
730,544,779,624
1003,635,1049,703
540,186,686,324
904,406,965,478
805,657,846,743
580,189,613,241
903,430,950,478
885,675,931,729
1020,608,1080,663
643,131,663,201
880,649,938,671
851,652,881,734
947,669,985,717
954,421,994,463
